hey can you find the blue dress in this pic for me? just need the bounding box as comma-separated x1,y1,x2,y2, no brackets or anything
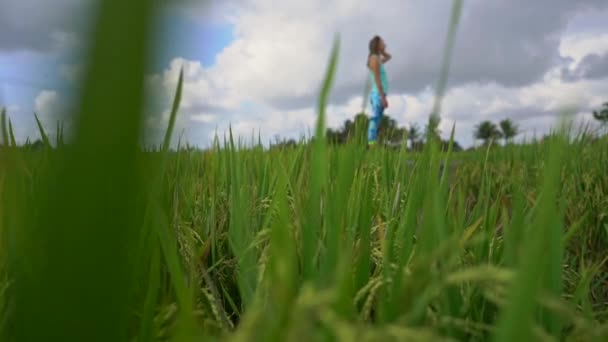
368,58,389,144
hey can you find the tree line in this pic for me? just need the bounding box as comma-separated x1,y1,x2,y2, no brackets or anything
271,101,608,151
324,112,461,151
5,102,607,151
593,102,608,128
473,119,519,146
323,112,519,150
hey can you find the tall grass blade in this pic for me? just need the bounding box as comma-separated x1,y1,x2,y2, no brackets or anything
33,112,51,147
8,119,16,148
493,123,567,342
0,110,7,147
260,165,298,341
9,0,156,341
162,68,183,152
302,34,340,283
429,0,463,120
439,122,456,186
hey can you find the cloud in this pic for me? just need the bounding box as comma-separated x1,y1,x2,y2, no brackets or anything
559,33,608,63
147,17,608,148
142,58,243,147
0,0,231,54
13,0,607,149
0,0,93,53
32,90,72,140
559,33,608,81
35,90,60,115
562,52,608,81
577,52,608,79
149,50,608,149
164,0,242,24
184,0,608,112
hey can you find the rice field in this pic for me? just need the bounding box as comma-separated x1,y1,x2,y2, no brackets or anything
1,0,607,341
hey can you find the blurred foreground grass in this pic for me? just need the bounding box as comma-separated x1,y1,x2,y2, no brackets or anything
1,0,608,341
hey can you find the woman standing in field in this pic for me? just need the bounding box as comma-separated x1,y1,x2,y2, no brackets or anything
367,35,391,147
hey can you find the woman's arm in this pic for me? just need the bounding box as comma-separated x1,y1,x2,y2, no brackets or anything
369,55,385,96
369,55,388,108
381,51,392,63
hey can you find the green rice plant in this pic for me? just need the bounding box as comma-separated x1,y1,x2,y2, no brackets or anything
4,1,159,341
2,0,608,341
493,123,567,341
1,109,7,147
33,113,51,148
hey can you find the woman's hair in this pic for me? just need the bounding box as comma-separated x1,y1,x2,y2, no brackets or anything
369,35,382,57
368,35,382,66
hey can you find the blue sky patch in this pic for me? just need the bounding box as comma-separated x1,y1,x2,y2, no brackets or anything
151,12,234,72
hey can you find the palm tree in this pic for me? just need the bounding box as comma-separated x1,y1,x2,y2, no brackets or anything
474,120,502,146
593,102,608,126
499,119,519,145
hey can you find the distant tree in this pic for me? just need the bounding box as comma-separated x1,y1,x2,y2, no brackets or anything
183,142,198,152
391,126,407,145
326,112,411,147
326,128,343,145
592,102,608,131
379,115,407,144
440,139,462,152
352,112,369,144
379,115,396,140
283,139,297,148
425,115,441,143
353,112,368,126
499,118,519,145
30,139,45,151
343,119,354,132
271,137,297,150
474,120,502,145
407,123,421,149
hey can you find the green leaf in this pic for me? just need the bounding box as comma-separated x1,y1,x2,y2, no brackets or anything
301,34,340,284
33,112,50,147
494,127,567,342
9,1,157,341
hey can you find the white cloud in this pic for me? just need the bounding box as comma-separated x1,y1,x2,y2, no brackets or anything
560,33,608,65
35,90,59,115
32,90,72,141
149,52,608,148
190,113,216,123
195,0,608,110
146,0,608,149
0,0,93,53
156,58,241,111
4,0,608,147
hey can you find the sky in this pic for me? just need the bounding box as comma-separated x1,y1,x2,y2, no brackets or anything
1,0,608,148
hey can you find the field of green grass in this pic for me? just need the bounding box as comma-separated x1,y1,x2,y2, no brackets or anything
1,0,608,341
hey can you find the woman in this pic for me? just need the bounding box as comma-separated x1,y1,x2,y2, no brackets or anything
367,35,391,147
